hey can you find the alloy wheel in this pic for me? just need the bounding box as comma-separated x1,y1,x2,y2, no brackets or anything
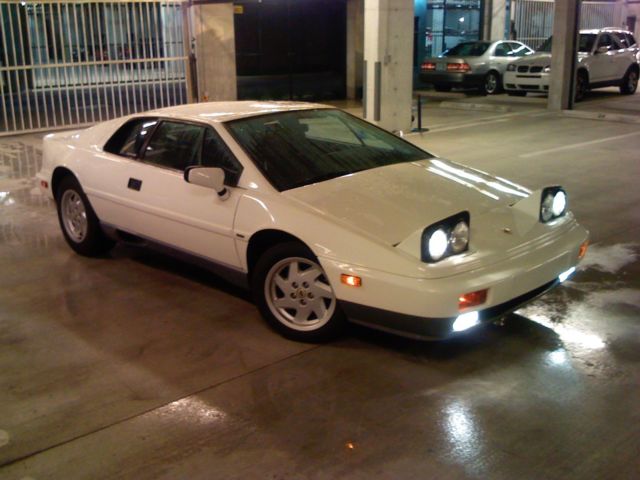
264,257,337,331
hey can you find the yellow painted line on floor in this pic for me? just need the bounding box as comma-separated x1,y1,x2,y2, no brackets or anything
519,130,640,158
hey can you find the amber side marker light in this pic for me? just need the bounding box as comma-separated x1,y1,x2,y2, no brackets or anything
578,240,589,260
459,289,488,310
341,274,362,287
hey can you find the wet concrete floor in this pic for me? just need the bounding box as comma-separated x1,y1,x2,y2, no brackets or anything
0,104,639,479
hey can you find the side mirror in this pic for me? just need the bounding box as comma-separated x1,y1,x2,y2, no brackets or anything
596,45,609,54
184,167,230,200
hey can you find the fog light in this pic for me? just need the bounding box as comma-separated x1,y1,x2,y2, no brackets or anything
452,311,480,332
558,266,576,283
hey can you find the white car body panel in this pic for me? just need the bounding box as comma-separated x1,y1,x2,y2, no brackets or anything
39,101,589,339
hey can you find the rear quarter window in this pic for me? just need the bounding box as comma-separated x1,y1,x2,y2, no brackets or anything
104,118,158,157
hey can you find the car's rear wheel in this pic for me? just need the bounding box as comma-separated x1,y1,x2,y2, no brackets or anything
433,84,452,92
574,71,588,102
252,242,345,342
507,91,527,97
620,67,638,95
483,71,501,95
56,175,114,256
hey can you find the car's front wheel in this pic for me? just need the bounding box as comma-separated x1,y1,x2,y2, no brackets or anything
56,175,114,256
253,242,345,342
620,67,638,95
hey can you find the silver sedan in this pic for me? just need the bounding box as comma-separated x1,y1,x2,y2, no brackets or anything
420,40,534,94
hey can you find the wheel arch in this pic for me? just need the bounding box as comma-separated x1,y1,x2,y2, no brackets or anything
577,67,589,82
246,229,312,279
51,167,78,200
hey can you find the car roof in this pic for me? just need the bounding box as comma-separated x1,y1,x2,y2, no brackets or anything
147,101,332,123
580,28,632,35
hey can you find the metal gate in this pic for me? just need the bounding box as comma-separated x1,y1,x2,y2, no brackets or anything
0,0,191,136
513,0,628,50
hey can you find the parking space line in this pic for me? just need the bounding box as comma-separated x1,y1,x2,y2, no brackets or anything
519,131,640,158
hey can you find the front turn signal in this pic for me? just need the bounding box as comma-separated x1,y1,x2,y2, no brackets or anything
578,240,589,260
459,289,488,310
341,274,362,287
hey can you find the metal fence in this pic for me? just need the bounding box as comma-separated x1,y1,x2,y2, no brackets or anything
0,0,190,136
513,0,628,50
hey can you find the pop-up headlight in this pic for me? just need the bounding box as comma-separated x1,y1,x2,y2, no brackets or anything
421,211,470,263
540,186,567,223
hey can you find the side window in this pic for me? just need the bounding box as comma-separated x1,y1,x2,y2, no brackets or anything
597,33,613,50
627,33,637,47
104,118,158,157
614,32,628,48
508,42,532,56
494,42,511,57
143,121,205,171
201,128,243,185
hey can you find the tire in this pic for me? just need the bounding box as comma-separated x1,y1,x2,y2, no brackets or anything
252,242,345,342
575,71,588,102
56,175,114,256
433,84,452,92
620,67,639,95
507,91,527,97
483,71,501,95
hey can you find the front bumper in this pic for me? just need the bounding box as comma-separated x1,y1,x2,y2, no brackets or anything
504,71,550,92
341,278,559,340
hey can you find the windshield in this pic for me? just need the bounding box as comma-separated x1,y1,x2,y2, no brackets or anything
537,34,597,53
442,41,490,57
226,109,431,191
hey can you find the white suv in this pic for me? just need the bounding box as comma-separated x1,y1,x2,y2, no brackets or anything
504,28,639,100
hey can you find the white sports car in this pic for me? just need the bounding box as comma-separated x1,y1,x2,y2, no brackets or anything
38,102,589,341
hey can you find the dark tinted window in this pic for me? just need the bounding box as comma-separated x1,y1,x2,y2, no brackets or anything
443,42,490,57
494,43,511,57
143,121,205,171
626,33,637,46
104,118,158,157
597,33,614,49
579,34,597,52
202,129,243,185
226,109,430,191
614,32,629,48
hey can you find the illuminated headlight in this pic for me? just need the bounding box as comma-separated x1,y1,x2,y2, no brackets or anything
540,186,568,223
543,65,551,73
507,64,517,72
421,211,470,263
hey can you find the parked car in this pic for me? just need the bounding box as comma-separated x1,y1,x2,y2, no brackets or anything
420,40,534,94
504,28,640,100
38,102,588,342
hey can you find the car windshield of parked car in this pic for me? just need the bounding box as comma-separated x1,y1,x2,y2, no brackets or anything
226,109,431,191
442,41,490,57
537,34,597,53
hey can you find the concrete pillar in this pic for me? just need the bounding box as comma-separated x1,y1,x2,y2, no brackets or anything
490,0,507,40
191,2,237,102
548,0,580,111
363,0,414,133
346,0,364,100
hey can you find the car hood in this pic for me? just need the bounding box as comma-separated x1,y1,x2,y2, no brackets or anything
283,158,531,246
516,52,551,65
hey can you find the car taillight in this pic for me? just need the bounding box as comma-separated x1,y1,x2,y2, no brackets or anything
447,63,471,73
421,62,436,71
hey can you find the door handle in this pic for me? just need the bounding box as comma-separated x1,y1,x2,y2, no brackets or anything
128,178,142,191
